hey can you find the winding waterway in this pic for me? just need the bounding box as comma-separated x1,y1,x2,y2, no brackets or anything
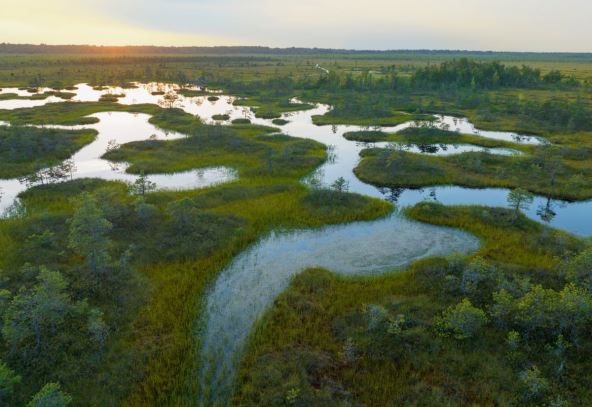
1,83,591,405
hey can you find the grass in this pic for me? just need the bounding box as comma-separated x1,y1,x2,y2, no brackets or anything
99,94,125,102
343,127,530,150
234,97,314,119
231,118,251,125
177,89,211,97
0,90,75,101
103,119,324,180
272,118,289,126
0,126,97,178
124,185,390,407
0,53,591,405
342,130,391,142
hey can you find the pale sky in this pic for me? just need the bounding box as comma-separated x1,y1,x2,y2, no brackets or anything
1,0,591,51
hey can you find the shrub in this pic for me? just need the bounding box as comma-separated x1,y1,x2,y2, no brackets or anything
435,299,488,339
519,366,549,401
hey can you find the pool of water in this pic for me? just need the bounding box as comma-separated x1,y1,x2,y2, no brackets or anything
197,214,479,405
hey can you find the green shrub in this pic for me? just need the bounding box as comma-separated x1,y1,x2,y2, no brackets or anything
435,299,488,339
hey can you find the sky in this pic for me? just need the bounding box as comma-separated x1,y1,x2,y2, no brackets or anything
1,0,591,51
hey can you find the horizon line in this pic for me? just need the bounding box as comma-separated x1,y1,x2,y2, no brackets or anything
2,43,592,55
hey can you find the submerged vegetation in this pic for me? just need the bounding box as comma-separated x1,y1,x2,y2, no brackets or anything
0,48,591,406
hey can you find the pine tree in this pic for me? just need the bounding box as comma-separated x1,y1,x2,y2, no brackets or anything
27,383,72,407
68,193,112,274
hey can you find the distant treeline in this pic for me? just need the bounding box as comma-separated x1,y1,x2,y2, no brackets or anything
1,43,592,61
411,59,577,89
223,59,580,94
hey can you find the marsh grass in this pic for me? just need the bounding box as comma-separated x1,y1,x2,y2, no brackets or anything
355,148,592,200
312,112,434,127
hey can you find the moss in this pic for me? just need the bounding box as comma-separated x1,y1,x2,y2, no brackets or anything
177,89,210,97
232,119,252,125
99,94,125,102
234,97,314,120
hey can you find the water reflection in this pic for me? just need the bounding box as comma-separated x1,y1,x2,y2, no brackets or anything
0,84,589,235
0,112,237,214
376,186,588,236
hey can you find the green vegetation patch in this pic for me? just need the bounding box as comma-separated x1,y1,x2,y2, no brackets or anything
177,88,210,97
231,118,251,124
234,97,314,120
343,130,390,142
394,127,528,149
103,115,325,179
272,118,289,126
0,126,97,178
355,147,592,200
99,93,125,102
313,111,435,127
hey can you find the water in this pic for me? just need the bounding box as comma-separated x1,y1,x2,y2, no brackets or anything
433,115,544,144
248,105,589,236
1,83,550,222
198,215,478,405
192,94,590,404
0,83,247,122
